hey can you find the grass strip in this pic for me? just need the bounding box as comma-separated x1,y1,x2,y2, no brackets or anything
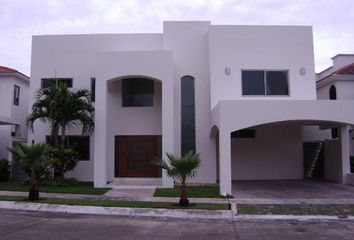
238,204,354,216
0,195,228,210
154,186,222,198
0,180,110,195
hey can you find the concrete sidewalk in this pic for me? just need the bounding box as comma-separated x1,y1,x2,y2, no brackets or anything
2,189,354,205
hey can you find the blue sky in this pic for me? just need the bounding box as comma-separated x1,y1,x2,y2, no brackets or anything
1,0,353,75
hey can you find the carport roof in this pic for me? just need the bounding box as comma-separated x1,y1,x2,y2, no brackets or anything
211,100,354,133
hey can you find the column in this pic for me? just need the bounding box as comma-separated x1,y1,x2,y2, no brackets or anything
161,80,174,188
219,128,232,195
339,125,350,184
93,79,107,187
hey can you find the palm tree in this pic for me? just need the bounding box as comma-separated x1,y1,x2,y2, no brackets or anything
8,143,50,200
27,83,94,179
154,151,202,207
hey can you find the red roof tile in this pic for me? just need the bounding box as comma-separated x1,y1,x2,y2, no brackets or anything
335,63,354,75
0,65,29,80
0,65,18,73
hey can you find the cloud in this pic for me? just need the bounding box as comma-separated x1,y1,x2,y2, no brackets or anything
0,0,353,74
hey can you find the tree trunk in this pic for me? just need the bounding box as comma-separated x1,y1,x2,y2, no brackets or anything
179,179,189,207
59,126,66,180
28,171,39,201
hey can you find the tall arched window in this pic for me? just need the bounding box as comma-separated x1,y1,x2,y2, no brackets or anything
329,85,336,100
181,75,196,156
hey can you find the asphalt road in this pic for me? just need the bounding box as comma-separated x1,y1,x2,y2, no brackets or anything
0,209,353,240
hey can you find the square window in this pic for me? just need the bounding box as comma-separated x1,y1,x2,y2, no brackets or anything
242,70,289,96
266,71,288,95
122,78,154,107
242,71,265,95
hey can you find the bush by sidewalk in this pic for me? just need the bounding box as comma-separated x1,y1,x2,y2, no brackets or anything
0,159,10,181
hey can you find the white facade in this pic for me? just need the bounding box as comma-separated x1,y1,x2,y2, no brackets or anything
0,67,29,161
30,22,354,194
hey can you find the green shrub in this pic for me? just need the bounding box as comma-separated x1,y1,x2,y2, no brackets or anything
0,159,10,181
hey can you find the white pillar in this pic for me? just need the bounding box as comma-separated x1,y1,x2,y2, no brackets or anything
339,125,350,184
93,79,107,187
219,128,232,195
161,80,174,188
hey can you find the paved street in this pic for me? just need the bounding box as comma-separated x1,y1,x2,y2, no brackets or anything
0,209,353,239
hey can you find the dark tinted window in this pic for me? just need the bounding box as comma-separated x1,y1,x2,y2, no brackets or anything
242,71,265,95
91,78,96,102
181,76,196,156
329,85,336,100
41,78,73,88
266,71,288,95
46,135,90,161
122,78,154,107
13,85,20,106
231,129,255,138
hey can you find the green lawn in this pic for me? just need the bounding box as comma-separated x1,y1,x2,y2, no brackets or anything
238,204,354,216
0,180,110,195
0,195,228,210
154,186,222,198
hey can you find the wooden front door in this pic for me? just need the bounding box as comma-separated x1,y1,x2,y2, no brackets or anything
115,136,159,177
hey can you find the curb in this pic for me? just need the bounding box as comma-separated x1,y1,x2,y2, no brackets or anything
1,201,354,221
0,201,233,220
235,214,354,221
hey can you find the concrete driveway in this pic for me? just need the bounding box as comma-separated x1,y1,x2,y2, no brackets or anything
232,180,354,202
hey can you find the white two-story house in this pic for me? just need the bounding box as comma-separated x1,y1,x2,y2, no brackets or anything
0,66,29,164
29,21,354,195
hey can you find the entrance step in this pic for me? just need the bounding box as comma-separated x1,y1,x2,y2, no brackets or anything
106,178,162,189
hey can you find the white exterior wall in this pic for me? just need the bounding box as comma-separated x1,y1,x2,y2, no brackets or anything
209,25,316,108
0,78,12,159
30,34,163,182
163,21,216,183
30,21,354,191
105,80,162,181
232,125,303,180
0,75,29,160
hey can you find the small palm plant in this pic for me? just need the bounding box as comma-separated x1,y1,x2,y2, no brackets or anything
8,143,50,201
154,151,202,207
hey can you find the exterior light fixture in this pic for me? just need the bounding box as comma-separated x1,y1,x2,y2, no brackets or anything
225,67,231,75
300,68,306,75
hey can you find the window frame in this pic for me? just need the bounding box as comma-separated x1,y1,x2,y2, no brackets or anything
13,85,20,106
241,70,290,96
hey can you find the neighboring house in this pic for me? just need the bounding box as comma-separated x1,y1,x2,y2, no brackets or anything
0,66,29,165
313,54,354,173
29,21,354,195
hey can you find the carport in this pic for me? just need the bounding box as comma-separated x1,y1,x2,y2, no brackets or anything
211,100,354,195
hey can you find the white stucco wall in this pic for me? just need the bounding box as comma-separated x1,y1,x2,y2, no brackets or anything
232,124,303,180
163,21,216,183
209,25,316,108
105,80,162,180
0,75,29,160
30,34,164,182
